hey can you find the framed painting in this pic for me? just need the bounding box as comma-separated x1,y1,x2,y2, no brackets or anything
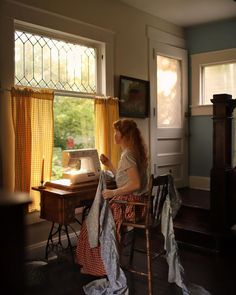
119,75,149,118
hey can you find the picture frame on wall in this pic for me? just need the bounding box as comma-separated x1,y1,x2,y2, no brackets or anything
119,75,149,118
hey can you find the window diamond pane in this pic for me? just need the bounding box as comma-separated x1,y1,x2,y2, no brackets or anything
157,55,182,128
15,39,24,79
25,42,33,81
43,45,51,83
34,43,42,82
15,30,97,93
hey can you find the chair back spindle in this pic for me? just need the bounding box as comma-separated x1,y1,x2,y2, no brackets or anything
151,175,169,227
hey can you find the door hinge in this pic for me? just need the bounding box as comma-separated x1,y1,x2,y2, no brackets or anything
153,48,155,59
184,110,191,118
153,107,156,116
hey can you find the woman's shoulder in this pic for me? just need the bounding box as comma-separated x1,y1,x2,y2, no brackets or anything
120,149,137,166
121,148,135,158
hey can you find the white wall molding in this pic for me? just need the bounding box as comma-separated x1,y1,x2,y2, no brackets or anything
190,105,213,116
189,176,210,191
147,25,188,185
5,0,115,41
147,26,185,48
191,48,236,116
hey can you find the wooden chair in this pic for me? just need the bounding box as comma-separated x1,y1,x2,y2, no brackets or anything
112,174,169,295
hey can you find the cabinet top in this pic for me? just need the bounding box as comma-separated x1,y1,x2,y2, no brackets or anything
0,191,32,206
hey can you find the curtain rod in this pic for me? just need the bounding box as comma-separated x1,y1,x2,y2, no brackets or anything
0,88,119,100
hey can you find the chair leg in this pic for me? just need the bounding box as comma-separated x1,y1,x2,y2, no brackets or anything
118,240,123,266
146,228,153,295
128,229,136,267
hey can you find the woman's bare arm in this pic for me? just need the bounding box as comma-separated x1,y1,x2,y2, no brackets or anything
100,154,117,176
102,166,140,199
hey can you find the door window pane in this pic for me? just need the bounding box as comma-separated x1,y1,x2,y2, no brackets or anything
157,55,182,128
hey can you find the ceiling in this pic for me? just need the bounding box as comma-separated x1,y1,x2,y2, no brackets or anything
119,0,236,27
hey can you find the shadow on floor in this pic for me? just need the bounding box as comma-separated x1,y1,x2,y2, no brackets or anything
25,237,236,295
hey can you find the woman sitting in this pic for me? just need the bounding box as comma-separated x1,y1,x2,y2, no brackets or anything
76,119,148,276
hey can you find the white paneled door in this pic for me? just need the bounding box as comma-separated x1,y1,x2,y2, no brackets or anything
150,43,188,187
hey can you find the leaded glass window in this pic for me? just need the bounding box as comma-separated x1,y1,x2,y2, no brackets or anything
14,28,97,181
15,30,97,93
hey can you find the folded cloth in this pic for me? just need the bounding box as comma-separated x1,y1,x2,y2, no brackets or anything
161,175,189,295
84,172,128,295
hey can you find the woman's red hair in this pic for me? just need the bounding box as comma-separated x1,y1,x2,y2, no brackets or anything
113,119,148,175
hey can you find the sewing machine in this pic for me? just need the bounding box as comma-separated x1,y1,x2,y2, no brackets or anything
33,148,116,258
46,148,101,190
62,148,101,184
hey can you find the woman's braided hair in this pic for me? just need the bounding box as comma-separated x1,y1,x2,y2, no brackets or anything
113,119,148,174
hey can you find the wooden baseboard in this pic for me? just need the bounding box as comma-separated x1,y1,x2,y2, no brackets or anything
189,176,210,191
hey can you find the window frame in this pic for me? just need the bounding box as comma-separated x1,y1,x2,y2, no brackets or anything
15,22,104,97
14,23,101,183
1,1,115,224
13,20,114,221
191,48,236,116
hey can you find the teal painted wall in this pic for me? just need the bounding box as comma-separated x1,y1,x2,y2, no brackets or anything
186,18,236,177
189,116,212,176
186,18,236,55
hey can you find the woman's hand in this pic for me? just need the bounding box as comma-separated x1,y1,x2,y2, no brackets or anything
102,189,115,199
100,154,110,167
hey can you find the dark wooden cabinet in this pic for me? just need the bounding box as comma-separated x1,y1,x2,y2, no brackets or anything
33,180,116,225
0,192,31,295
33,181,99,225
210,94,236,230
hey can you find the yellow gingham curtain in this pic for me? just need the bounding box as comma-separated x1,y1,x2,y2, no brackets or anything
11,87,54,212
94,97,120,169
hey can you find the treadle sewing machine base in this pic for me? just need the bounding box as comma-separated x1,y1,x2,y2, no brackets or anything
32,179,116,261
45,222,78,262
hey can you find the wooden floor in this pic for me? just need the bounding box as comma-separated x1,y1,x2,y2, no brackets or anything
25,236,236,295
25,188,236,295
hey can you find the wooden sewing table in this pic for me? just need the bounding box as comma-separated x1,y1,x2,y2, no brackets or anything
32,179,116,260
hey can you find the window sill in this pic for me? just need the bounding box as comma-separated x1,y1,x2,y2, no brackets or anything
190,105,213,116
25,211,45,225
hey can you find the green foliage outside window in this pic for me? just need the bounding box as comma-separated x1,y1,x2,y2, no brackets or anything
52,96,95,179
